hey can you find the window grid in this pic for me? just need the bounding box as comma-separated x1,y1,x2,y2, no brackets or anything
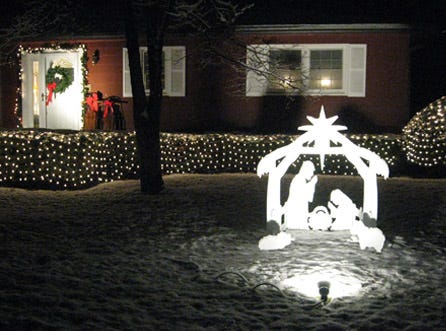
246,44,366,97
268,49,303,91
309,49,343,90
142,50,166,93
256,45,353,95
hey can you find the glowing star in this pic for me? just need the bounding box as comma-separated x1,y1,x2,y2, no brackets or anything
298,106,347,169
257,105,389,252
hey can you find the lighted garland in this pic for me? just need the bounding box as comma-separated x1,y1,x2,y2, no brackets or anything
402,96,446,167
45,65,74,94
80,49,90,125
16,44,89,127
0,131,404,190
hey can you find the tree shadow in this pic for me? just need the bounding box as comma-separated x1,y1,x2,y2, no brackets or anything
337,104,381,133
256,96,304,134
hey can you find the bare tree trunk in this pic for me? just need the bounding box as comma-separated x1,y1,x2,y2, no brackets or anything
122,0,248,193
143,40,164,193
125,1,164,193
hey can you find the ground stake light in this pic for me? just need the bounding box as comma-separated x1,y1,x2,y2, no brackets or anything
281,271,363,301
257,106,388,253
318,281,330,304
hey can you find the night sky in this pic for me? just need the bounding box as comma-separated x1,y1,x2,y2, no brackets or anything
1,0,445,29
240,0,445,28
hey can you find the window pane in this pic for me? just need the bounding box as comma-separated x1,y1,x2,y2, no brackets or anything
270,49,301,69
170,49,184,70
268,49,302,91
161,51,165,89
309,50,343,90
143,51,149,89
142,50,165,91
171,72,183,94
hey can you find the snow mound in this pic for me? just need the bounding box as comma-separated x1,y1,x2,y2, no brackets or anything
258,232,294,250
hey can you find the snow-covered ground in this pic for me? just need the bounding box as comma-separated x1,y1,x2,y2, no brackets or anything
1,174,445,330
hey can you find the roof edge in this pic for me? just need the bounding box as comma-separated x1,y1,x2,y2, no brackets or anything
19,34,127,43
235,24,411,34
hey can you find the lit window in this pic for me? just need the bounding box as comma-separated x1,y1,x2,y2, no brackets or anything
246,44,366,97
309,50,343,90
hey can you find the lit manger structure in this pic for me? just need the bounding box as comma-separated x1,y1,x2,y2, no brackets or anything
257,106,389,253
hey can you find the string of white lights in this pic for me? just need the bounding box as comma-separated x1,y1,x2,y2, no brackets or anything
0,131,402,190
402,96,445,168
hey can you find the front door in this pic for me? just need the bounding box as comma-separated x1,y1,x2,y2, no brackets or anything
21,51,83,130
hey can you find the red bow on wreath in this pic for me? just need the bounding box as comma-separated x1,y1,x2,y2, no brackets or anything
86,92,99,112
46,82,57,106
103,100,114,118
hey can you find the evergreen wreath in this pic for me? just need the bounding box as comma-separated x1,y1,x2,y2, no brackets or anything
45,65,74,94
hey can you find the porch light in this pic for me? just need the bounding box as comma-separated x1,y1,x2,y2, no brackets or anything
92,49,100,65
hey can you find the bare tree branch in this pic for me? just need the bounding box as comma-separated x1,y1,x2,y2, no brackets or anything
196,32,308,98
0,0,88,64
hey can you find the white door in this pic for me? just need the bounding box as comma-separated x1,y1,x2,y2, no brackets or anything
21,51,83,130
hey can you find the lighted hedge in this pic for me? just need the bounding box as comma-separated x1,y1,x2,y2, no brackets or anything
402,96,446,167
0,130,404,190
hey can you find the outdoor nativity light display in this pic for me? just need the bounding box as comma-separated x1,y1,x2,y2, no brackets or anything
257,106,388,253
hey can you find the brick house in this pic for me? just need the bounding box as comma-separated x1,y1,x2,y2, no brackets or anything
0,23,410,133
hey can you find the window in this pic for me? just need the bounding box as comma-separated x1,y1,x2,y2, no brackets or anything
246,44,366,97
309,49,343,90
142,50,165,90
268,49,303,91
123,46,186,97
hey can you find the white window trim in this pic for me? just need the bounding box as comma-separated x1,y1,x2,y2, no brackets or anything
123,46,186,97
246,43,366,97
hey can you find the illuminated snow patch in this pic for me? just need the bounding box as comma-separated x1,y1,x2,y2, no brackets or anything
258,232,294,250
281,270,363,300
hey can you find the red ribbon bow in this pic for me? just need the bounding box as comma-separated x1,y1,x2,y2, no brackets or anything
86,92,99,112
103,100,114,118
46,82,57,106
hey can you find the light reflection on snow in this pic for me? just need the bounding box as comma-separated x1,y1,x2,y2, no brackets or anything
281,270,363,299
184,228,442,307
